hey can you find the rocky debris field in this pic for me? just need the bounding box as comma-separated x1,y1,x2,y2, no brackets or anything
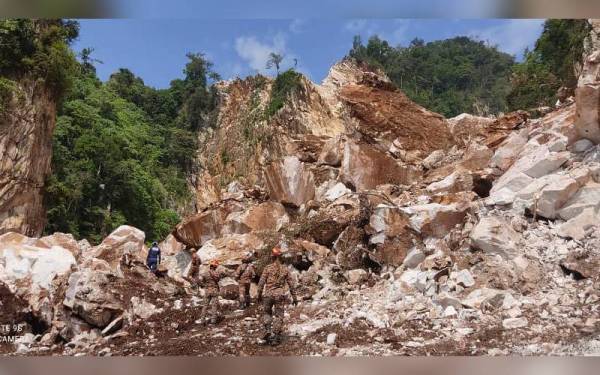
3,31,600,356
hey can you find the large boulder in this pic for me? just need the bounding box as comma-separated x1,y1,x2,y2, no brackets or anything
0,232,76,325
63,260,123,328
575,50,600,144
340,140,420,191
265,156,316,208
317,135,344,167
196,233,264,265
223,201,289,235
534,175,580,219
470,217,521,259
426,170,473,194
87,225,145,270
172,209,226,249
558,206,600,240
558,181,600,220
402,201,470,238
490,129,528,171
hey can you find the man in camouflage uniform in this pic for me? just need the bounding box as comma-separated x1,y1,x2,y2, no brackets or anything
183,252,201,288
257,247,298,345
235,252,256,309
198,259,230,324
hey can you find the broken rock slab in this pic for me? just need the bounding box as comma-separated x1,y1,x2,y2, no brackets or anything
470,216,521,259
558,181,600,220
223,201,289,235
265,156,316,208
502,317,528,329
558,206,600,240
340,140,419,190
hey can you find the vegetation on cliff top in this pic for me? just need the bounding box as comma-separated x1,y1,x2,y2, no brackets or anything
348,19,590,116
349,35,515,117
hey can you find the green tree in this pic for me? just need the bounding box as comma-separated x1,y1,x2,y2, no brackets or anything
507,19,590,111
266,52,284,75
349,35,515,117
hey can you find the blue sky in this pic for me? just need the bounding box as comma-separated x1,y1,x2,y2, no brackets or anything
73,19,545,89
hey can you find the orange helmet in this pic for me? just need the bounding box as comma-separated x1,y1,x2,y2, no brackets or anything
271,247,282,257
209,259,220,267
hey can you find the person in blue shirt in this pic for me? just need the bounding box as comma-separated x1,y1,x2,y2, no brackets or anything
147,241,161,273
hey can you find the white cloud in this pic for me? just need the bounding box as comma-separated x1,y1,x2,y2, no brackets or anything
468,19,544,57
234,32,305,77
234,33,287,74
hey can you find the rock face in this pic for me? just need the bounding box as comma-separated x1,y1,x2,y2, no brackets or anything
265,156,315,207
576,45,600,143
0,79,57,236
340,140,419,190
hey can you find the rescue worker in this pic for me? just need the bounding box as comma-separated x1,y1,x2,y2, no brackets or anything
235,252,257,309
146,241,161,273
183,252,201,287
198,259,230,324
257,247,298,345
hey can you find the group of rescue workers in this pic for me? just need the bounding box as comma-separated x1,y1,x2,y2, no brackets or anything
146,242,297,346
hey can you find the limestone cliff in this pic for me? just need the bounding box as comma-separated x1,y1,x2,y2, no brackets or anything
0,78,56,236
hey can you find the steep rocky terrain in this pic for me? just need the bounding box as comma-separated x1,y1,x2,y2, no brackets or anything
3,20,600,357
0,78,56,237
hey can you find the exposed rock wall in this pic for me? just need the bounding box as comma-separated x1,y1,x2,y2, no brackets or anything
0,79,56,236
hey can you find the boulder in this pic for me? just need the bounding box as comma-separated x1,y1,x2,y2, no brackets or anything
452,269,475,288
575,51,600,144
426,170,473,194
534,175,580,219
470,217,520,259
317,135,344,167
63,263,123,328
0,232,76,325
88,225,145,270
172,209,226,249
340,140,419,190
346,269,368,285
422,150,445,170
561,248,600,280
403,247,426,269
490,130,528,171
558,182,600,220
223,201,289,235
571,138,594,153
265,156,316,208
38,233,81,258
402,202,469,238
196,233,263,265
130,297,162,319
323,182,351,201
558,207,600,240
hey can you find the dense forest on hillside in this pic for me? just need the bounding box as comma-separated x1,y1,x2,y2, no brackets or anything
349,35,515,117
348,19,590,116
45,51,221,243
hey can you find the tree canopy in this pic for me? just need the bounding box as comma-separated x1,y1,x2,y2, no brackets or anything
349,35,515,117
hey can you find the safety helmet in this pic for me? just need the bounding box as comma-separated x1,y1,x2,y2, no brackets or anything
271,247,282,257
209,259,219,267
152,241,158,247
